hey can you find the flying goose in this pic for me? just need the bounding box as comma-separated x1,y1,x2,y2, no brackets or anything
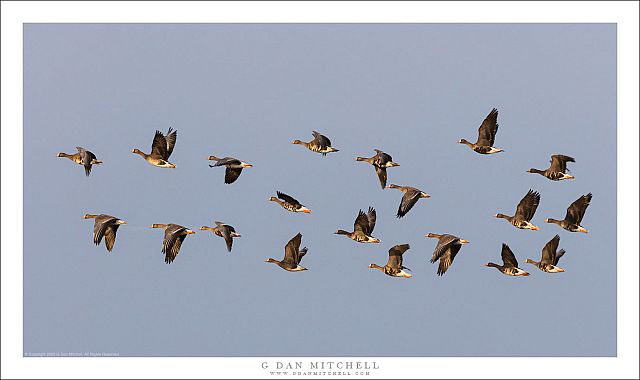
369,244,412,278
335,207,380,243
83,213,127,252
149,223,195,264
386,184,430,218
58,147,103,176
131,128,177,168
207,155,253,184
484,243,530,276
458,108,504,154
527,154,575,180
200,221,241,252
495,189,541,230
355,149,400,189
269,191,312,213
426,233,470,276
526,234,566,273
265,233,309,271
545,193,592,233
291,131,339,156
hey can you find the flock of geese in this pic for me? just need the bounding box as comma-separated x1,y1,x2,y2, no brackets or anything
58,108,592,278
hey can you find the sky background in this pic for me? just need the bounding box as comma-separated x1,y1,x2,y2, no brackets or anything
24,24,616,357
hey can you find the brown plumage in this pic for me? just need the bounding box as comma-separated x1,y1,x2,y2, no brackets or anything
131,128,178,168
527,154,575,180
200,221,241,252
207,156,253,184
57,146,103,176
485,243,530,276
269,191,312,213
291,131,339,156
425,233,470,276
83,213,127,252
355,149,400,189
369,244,412,278
526,235,566,273
335,207,380,243
546,193,592,233
386,184,430,218
265,233,309,271
495,189,541,230
458,108,504,154
149,223,195,264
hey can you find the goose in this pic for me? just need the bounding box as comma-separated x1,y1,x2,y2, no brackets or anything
546,193,592,233
355,149,400,189
335,207,380,243
527,154,575,180
484,243,530,276
369,244,412,278
265,233,309,271
83,213,127,252
207,155,252,184
386,184,430,218
200,221,241,252
57,147,103,176
495,189,541,230
269,191,312,213
458,108,504,154
526,234,566,273
425,233,470,276
291,131,339,156
149,223,195,264
131,128,177,168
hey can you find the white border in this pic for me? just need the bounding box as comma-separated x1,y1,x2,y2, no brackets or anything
2,1,638,379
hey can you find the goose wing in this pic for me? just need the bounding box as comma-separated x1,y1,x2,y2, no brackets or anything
514,189,540,221
374,150,393,165
366,207,377,234
212,157,241,167
386,244,410,270
550,154,575,173
430,234,460,263
165,128,177,158
353,209,371,234
215,221,234,252
500,243,519,268
76,147,96,176
554,249,566,265
476,108,499,146
541,235,560,265
565,193,592,224
150,130,169,159
436,244,462,276
276,191,301,207
93,215,118,246
397,188,421,218
103,224,121,252
375,166,388,189
311,131,331,149
163,224,187,264
283,233,303,266
224,167,243,184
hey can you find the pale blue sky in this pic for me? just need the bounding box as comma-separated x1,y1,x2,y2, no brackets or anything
24,24,616,356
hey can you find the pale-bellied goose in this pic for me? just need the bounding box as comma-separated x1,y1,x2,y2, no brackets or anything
83,213,127,252
527,154,575,180
131,128,177,168
200,221,241,252
58,147,103,176
335,207,380,243
149,223,195,264
265,233,309,271
369,244,412,278
425,233,470,276
355,149,400,189
269,191,312,213
386,184,430,218
495,189,541,230
458,108,504,154
291,131,339,156
546,193,592,233
207,155,252,184
485,243,530,276
526,234,566,273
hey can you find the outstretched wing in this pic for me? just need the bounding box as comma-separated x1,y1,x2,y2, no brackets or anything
353,209,371,234
375,166,388,189
500,243,519,268
165,128,177,158
103,224,121,252
283,233,302,266
311,131,331,149
476,108,499,146
549,154,575,173
150,130,169,159
76,147,95,176
397,189,421,218
93,215,117,246
366,207,377,234
276,191,301,206
554,249,566,265
436,244,462,276
514,189,540,221
163,225,187,264
386,244,410,270
541,235,560,265
224,167,243,184
565,193,592,224
430,234,460,263
215,222,234,252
